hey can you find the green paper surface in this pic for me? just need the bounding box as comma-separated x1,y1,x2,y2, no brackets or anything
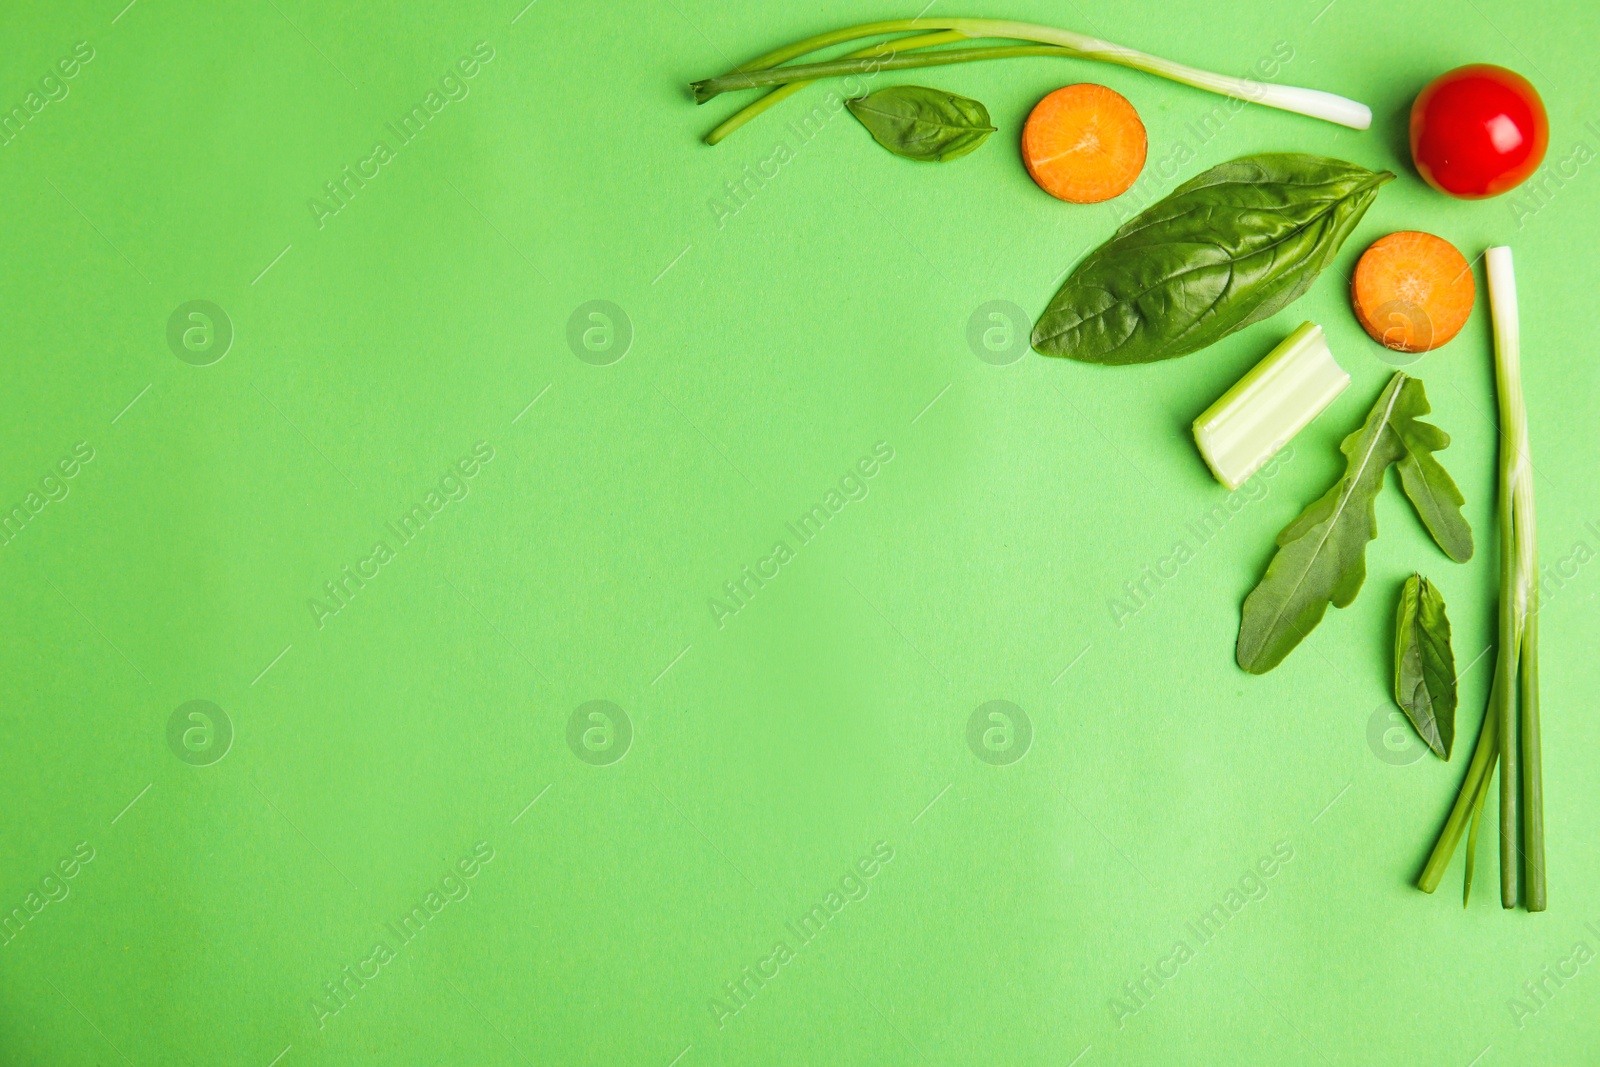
3,0,1599,1063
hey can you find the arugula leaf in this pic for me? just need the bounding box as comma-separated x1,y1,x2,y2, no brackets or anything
1391,379,1473,562
1032,154,1393,365
1236,374,1408,673
1236,372,1471,672
845,85,995,162
1393,573,1458,759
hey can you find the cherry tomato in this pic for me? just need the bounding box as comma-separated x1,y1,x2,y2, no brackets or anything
1410,64,1548,198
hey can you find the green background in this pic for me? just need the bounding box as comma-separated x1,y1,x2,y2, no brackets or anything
3,0,1598,1062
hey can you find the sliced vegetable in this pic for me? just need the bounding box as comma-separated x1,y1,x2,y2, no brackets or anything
1032,154,1393,365
1394,574,1458,760
845,85,996,161
1021,83,1145,203
1411,65,1548,199
1422,247,1542,910
1351,231,1477,353
1236,372,1468,673
692,18,1374,145
1193,321,1349,491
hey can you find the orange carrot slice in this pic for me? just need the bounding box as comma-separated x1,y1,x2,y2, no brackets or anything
1021,84,1146,203
1351,231,1476,352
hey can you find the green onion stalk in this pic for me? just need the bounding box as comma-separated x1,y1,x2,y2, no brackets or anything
1418,246,1543,911
692,18,1373,145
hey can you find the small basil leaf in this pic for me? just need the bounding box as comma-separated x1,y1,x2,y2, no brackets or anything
845,85,995,162
1033,153,1394,365
1393,573,1457,759
1391,378,1473,563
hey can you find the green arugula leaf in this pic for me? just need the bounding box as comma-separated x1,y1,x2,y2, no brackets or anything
1032,153,1393,365
1236,373,1409,673
1391,379,1473,562
1393,573,1458,759
844,85,995,162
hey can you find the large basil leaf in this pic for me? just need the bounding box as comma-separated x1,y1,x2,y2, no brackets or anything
1033,154,1394,365
845,85,995,162
1393,573,1458,759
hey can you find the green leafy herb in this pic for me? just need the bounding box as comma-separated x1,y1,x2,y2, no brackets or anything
1393,395,1473,563
1393,574,1457,759
1236,372,1468,673
844,85,995,161
1031,154,1393,365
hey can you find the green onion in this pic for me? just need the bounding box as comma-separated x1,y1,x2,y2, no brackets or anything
692,19,1373,143
1418,246,1543,911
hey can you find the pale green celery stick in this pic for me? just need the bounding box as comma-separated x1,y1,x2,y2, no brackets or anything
1192,322,1349,490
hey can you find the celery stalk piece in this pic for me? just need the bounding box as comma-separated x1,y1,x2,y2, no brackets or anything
1192,322,1350,490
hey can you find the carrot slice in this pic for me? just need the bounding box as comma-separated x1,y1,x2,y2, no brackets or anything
1021,84,1146,203
1351,231,1476,352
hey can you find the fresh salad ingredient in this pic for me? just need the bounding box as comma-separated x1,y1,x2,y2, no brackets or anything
1410,64,1548,198
1021,84,1146,202
1392,376,1475,564
1351,231,1477,353
1394,574,1458,760
1419,246,1542,910
1032,154,1393,365
845,85,996,161
691,18,1373,145
1236,372,1468,673
1193,321,1349,490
